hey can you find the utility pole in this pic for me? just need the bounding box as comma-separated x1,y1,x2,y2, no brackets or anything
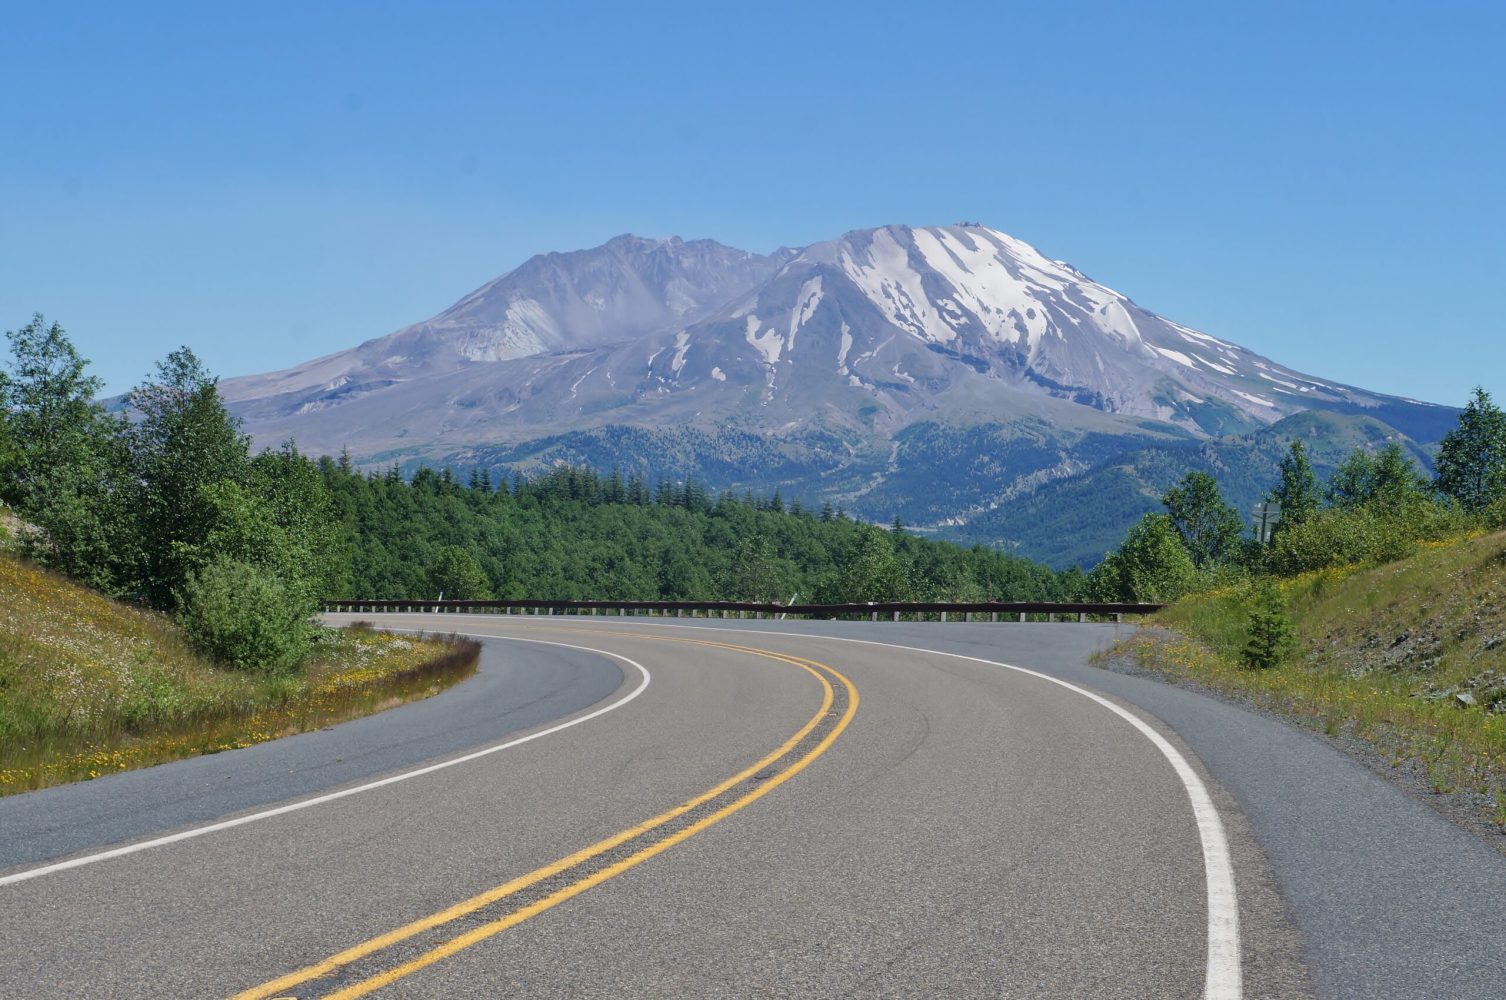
1252,502,1281,545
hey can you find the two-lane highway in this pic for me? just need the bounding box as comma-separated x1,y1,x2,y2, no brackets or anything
7,613,1475,997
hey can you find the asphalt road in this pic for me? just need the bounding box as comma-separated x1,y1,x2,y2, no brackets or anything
1,615,1500,998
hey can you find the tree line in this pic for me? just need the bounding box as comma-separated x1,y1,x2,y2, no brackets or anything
0,316,337,672
1087,386,1506,605
318,457,1071,606
0,316,1077,671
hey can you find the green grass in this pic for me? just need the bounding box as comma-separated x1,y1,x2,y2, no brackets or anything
0,552,479,795
1118,529,1506,831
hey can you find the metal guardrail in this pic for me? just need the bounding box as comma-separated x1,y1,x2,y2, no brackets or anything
320,599,1162,623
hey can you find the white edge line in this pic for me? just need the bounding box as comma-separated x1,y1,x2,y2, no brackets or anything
492,616,1243,1000
0,634,651,888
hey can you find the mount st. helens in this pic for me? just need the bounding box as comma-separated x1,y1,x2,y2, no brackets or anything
222,224,1454,566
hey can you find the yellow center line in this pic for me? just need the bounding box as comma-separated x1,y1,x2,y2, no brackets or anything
233,632,858,1000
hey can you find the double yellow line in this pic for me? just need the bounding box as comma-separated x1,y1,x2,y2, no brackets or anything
233,634,858,1000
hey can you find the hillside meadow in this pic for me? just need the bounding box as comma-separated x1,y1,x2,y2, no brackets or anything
0,550,477,795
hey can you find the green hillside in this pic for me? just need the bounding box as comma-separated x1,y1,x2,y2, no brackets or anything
325,463,1072,603
947,411,1438,568
1119,528,1506,834
0,547,474,795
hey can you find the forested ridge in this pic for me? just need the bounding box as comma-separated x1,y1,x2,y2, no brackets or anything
322,461,1073,603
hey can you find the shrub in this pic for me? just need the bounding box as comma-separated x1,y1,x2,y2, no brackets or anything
1116,514,1198,602
1485,494,1506,532
1269,498,1468,575
1242,579,1296,669
177,556,312,674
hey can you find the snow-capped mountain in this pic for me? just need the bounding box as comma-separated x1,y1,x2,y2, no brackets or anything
629,223,1400,433
222,223,1454,562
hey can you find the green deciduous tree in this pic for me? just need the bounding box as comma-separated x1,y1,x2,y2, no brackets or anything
428,545,491,600
1324,449,1376,509
1090,513,1197,603
1161,472,1243,569
658,548,713,600
126,347,251,608
0,315,108,500
1271,440,1320,528
178,444,341,617
0,381,18,490
1371,441,1429,504
834,528,911,603
723,533,783,603
1327,442,1427,510
1435,386,1506,514
1,316,135,590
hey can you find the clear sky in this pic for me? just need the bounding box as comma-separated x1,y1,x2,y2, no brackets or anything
3,1,1502,404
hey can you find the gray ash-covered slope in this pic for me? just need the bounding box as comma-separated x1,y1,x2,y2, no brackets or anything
223,224,1454,564
224,234,792,421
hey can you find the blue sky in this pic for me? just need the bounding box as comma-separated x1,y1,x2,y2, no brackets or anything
3,1,1502,404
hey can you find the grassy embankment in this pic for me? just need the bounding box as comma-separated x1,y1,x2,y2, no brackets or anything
0,551,480,796
1117,530,1506,832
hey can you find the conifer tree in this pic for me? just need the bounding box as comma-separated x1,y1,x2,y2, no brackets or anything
1242,579,1296,669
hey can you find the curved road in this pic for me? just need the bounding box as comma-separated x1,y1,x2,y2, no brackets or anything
1,615,1502,998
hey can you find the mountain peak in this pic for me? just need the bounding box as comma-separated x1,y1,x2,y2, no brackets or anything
223,221,1445,464
603,232,678,248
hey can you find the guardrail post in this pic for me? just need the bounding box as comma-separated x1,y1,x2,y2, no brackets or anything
940,611,947,622
990,611,998,623
1078,612,1086,623
1114,612,1123,623
677,608,683,618
1017,612,1026,623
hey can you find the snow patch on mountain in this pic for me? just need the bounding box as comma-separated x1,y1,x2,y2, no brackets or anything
788,277,823,351
837,322,853,374
1233,389,1277,408
745,315,782,366
840,227,957,345
1154,346,1198,369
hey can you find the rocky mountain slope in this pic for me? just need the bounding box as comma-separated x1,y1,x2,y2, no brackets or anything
222,224,1455,564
